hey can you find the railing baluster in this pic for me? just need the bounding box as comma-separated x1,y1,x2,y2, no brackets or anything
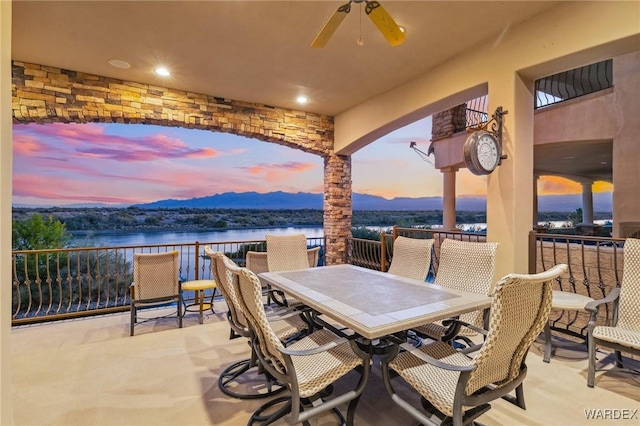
11,237,326,325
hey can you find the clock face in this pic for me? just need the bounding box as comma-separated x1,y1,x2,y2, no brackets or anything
463,131,501,175
476,134,499,171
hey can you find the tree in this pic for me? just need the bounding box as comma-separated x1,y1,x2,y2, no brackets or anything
12,213,71,250
567,208,583,227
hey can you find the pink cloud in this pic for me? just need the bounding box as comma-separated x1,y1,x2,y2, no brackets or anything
14,123,218,162
12,174,139,204
237,161,317,184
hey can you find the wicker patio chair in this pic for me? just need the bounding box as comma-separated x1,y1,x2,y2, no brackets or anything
381,264,567,426
586,237,640,388
205,248,308,399
387,236,435,281
413,239,498,344
246,246,320,305
130,251,182,336
265,234,315,308
235,266,372,426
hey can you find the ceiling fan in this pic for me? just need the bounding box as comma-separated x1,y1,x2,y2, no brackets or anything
311,0,406,48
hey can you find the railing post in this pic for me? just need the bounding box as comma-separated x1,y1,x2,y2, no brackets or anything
380,233,387,272
195,241,200,280
528,230,537,274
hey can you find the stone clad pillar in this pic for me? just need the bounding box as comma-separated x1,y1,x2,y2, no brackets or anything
442,167,457,230
323,154,352,265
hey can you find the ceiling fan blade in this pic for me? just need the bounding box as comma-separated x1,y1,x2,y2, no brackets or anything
365,1,406,46
311,2,351,48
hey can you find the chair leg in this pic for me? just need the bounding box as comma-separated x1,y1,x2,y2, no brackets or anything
614,350,624,368
543,321,552,363
587,332,596,388
130,305,135,336
178,296,183,328
346,395,362,426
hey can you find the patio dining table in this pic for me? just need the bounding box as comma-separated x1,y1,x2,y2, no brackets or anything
259,264,492,341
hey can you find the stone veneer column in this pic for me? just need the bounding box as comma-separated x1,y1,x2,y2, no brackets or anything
323,154,352,265
431,104,467,141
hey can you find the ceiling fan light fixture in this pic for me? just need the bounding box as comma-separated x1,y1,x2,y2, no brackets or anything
311,0,405,48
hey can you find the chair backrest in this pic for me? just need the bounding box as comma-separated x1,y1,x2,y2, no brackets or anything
387,236,434,281
434,239,498,328
246,246,320,274
266,234,310,271
434,239,498,294
618,238,640,330
132,251,180,300
204,247,249,331
466,264,567,395
235,267,288,375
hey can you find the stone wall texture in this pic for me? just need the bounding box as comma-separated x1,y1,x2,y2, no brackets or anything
323,154,352,265
12,61,353,263
431,104,467,141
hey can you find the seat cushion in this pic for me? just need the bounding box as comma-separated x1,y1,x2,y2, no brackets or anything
287,329,363,398
389,342,474,417
270,314,308,341
593,326,640,350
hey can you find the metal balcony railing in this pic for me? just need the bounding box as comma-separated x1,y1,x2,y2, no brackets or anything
529,232,625,341
535,59,613,109
465,95,489,130
347,227,626,342
11,237,325,325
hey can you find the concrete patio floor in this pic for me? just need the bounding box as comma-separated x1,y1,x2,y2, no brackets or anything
10,301,639,425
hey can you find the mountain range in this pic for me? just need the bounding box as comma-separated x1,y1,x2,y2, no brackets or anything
132,191,612,212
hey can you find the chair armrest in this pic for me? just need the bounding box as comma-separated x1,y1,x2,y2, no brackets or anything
585,287,620,314
278,336,350,356
443,318,488,336
399,342,476,372
266,309,305,322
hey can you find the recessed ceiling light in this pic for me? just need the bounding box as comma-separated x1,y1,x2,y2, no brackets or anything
399,26,406,34
155,67,170,77
108,58,131,69
296,96,308,104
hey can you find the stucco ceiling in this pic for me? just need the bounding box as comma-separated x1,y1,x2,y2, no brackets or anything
534,140,613,183
13,1,615,185
11,1,558,117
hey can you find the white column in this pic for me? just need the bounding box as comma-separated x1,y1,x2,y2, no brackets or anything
442,167,457,230
581,181,594,224
487,71,535,278
0,1,14,423
533,175,539,228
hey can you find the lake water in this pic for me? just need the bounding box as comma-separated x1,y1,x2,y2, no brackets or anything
69,219,612,248
69,226,325,247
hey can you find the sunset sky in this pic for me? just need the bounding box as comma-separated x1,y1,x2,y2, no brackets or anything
12,120,611,207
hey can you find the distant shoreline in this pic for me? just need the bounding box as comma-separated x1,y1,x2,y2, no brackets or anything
12,206,612,233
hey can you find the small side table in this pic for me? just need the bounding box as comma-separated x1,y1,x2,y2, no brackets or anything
181,279,217,324
543,290,595,362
